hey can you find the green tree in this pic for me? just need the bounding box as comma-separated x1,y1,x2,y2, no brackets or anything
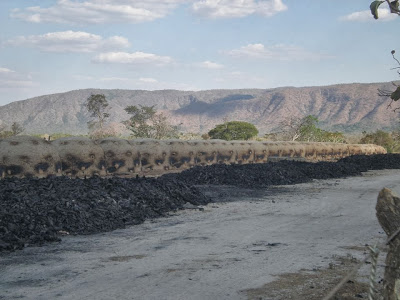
208,121,258,140
279,115,321,141
124,105,155,138
279,115,346,143
298,115,322,142
85,94,110,132
124,105,178,139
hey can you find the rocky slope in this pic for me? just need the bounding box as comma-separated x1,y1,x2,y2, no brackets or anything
0,82,398,135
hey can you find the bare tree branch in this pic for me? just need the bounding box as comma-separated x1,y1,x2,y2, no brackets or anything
385,0,400,15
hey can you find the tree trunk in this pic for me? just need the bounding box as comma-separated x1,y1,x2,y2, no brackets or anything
376,188,400,300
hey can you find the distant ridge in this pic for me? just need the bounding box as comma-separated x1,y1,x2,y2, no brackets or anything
0,82,398,135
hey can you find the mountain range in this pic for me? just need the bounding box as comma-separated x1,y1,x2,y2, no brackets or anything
0,81,398,135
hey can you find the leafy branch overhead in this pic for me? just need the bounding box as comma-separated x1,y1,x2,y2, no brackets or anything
370,0,399,19
370,1,400,107
377,50,400,108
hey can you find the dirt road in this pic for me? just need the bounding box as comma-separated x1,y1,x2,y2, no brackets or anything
2,169,399,300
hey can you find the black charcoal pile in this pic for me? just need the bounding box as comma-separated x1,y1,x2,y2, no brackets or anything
0,176,210,252
338,154,400,171
163,160,364,188
164,154,400,188
2,154,400,253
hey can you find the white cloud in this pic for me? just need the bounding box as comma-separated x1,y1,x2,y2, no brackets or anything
99,77,131,82
196,60,224,69
192,0,287,18
95,76,196,90
11,0,287,24
140,77,158,83
0,68,14,74
92,52,173,65
100,76,160,85
6,31,129,53
226,43,332,61
11,0,187,25
341,8,398,22
72,75,94,81
0,67,34,88
230,71,242,76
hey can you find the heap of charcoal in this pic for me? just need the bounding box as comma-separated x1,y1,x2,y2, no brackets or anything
338,153,400,171
2,154,400,253
165,154,400,188
0,176,210,252
164,160,362,188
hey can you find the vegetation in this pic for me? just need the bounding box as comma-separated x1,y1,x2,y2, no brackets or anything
360,130,400,152
11,122,24,136
0,122,24,138
123,105,178,139
370,1,399,20
85,94,111,138
320,131,347,143
297,115,321,142
0,130,13,138
377,50,400,109
177,132,203,140
277,115,346,143
370,1,400,108
208,121,258,140
49,133,75,140
201,133,210,140
368,1,400,153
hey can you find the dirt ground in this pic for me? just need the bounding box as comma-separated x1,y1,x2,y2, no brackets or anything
244,253,385,300
1,169,398,300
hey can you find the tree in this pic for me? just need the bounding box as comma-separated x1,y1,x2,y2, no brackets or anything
11,122,24,136
278,116,304,141
278,115,346,143
123,105,178,139
208,121,258,140
297,115,322,142
279,115,321,141
85,94,110,132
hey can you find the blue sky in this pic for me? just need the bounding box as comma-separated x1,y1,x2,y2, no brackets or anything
0,0,398,105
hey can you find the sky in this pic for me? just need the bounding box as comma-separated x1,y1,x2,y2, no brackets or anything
0,0,399,106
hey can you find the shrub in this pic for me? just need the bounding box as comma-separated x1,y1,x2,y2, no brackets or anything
208,121,258,141
360,130,398,153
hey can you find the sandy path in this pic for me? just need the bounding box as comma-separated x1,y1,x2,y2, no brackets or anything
1,169,399,300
